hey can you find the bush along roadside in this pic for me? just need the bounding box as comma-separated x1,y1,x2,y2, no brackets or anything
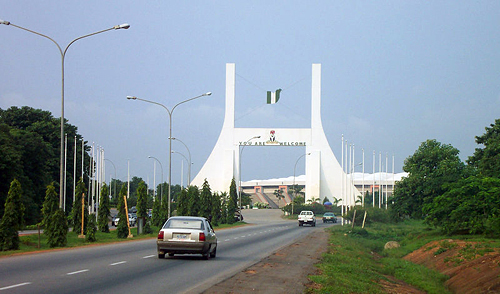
307,220,451,294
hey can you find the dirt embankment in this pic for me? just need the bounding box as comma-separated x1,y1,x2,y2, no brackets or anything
404,239,500,294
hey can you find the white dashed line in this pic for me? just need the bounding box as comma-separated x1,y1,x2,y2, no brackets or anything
67,269,89,275
143,255,155,259
110,261,127,266
0,282,32,290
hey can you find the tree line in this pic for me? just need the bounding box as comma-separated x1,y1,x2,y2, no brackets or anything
391,118,500,237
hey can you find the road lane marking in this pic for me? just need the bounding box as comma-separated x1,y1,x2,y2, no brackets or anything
67,269,89,275
143,255,155,259
0,282,32,291
224,239,230,242
110,261,127,266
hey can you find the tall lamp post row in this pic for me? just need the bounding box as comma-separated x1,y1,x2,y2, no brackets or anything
170,137,192,185
1,19,130,208
148,156,164,202
127,92,211,218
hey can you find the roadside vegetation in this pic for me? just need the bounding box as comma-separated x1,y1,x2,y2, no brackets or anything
308,118,500,293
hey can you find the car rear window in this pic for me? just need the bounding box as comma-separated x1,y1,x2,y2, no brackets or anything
164,219,204,230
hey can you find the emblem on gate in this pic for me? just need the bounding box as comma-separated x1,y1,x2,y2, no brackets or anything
266,130,279,145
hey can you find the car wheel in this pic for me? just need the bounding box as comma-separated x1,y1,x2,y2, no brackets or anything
158,253,165,259
210,246,217,258
203,252,210,260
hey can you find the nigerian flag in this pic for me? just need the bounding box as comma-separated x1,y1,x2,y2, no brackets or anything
267,89,282,104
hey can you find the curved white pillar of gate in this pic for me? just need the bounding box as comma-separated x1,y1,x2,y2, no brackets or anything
191,63,358,204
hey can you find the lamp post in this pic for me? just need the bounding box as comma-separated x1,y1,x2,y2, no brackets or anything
293,153,310,215
169,137,192,185
2,19,130,208
148,156,163,202
104,158,117,204
171,151,189,187
239,136,261,213
127,92,211,218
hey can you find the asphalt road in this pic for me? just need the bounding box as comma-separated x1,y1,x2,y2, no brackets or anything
0,210,334,294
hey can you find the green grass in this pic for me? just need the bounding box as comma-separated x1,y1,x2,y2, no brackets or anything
307,221,453,294
1,221,247,257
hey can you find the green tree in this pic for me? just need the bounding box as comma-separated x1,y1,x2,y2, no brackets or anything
210,192,222,226
0,179,25,250
226,178,238,224
70,179,88,234
391,139,465,219
86,214,97,242
47,209,68,248
186,185,200,216
151,197,162,227
116,184,129,239
136,181,148,218
0,106,90,225
42,183,59,230
42,182,68,247
274,189,284,207
468,118,500,178
426,176,500,236
199,179,212,219
176,188,189,216
97,183,110,233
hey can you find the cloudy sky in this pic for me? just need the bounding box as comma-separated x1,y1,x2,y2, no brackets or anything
1,1,499,186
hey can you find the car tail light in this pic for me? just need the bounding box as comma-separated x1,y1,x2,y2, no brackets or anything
157,230,164,240
199,232,205,241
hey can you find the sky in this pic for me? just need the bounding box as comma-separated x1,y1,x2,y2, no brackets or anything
1,1,499,187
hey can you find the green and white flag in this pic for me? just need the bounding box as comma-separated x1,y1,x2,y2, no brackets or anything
267,89,282,104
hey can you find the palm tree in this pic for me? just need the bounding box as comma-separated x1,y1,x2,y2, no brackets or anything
274,189,284,208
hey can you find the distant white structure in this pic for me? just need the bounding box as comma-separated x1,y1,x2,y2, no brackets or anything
192,63,358,203
240,172,408,207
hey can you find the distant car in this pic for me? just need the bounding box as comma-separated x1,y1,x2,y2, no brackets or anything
111,213,136,227
111,215,119,226
298,210,316,227
157,216,217,259
129,206,137,213
128,213,137,226
234,210,244,222
322,212,337,223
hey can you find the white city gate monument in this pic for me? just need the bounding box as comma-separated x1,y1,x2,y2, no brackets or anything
192,63,356,204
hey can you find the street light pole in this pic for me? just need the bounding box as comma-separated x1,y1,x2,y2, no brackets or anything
127,92,211,218
171,151,189,187
169,137,192,185
238,136,261,213
1,19,130,209
293,153,310,215
104,159,117,203
148,156,164,202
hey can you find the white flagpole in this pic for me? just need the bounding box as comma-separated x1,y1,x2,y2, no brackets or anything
372,150,375,207
385,153,388,209
73,136,76,203
81,140,84,179
341,135,344,223
64,134,67,211
362,148,364,207
392,154,395,200
127,160,130,199
379,152,382,209
153,161,156,201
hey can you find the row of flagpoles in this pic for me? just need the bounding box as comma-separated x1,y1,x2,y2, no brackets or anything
340,134,396,215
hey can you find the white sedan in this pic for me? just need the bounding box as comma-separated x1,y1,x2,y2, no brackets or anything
157,216,217,260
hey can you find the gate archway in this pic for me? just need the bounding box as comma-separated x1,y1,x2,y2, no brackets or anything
192,63,357,204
